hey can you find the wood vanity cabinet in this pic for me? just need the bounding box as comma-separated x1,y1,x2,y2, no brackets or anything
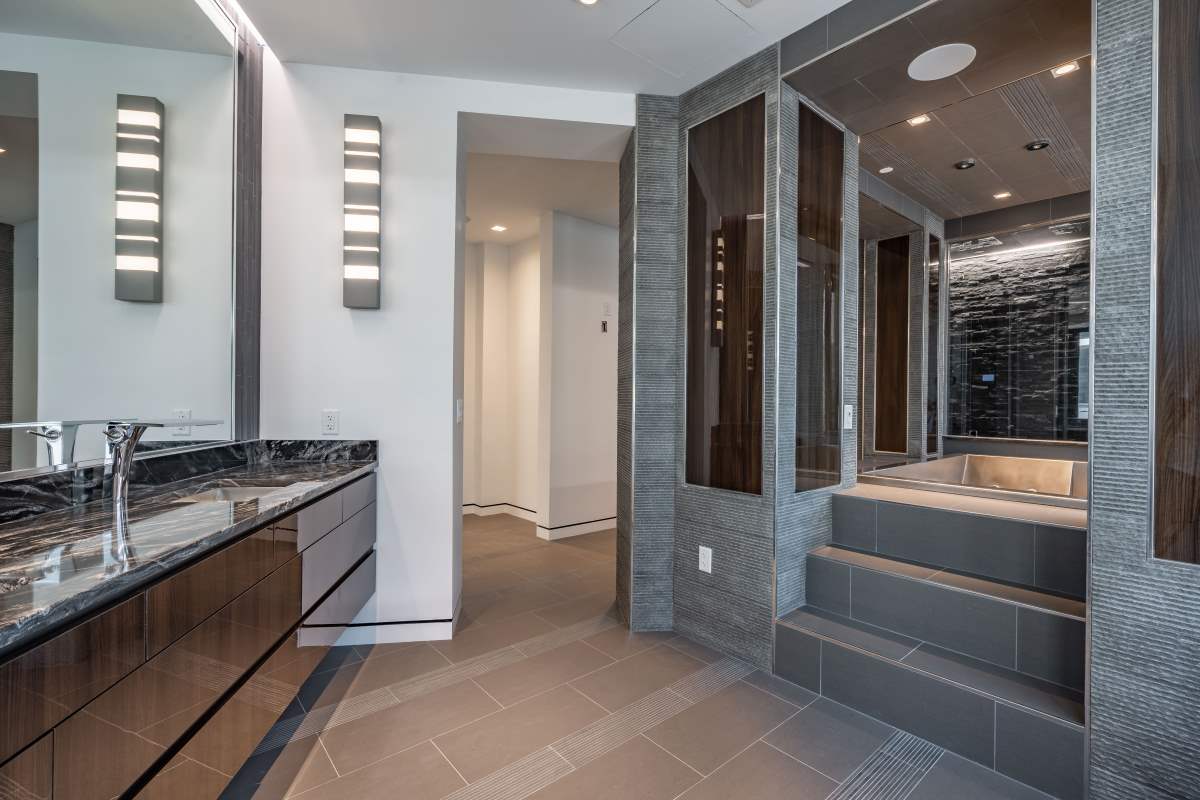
0,473,376,800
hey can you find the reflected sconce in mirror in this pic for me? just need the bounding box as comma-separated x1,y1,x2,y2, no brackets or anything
711,229,725,347
343,114,381,309
115,94,164,302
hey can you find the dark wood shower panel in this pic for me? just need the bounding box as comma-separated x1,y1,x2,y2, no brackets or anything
1154,0,1200,563
875,235,910,454
685,94,765,494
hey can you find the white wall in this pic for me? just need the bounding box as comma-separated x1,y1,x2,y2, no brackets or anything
509,236,541,513
479,242,515,506
12,220,37,468
0,33,235,461
259,55,633,636
462,242,483,506
543,212,619,529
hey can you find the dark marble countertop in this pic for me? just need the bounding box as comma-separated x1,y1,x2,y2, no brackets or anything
0,459,376,661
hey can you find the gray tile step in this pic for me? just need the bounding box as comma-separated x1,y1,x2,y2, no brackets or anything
832,489,1087,599
807,546,1085,691
774,609,1085,800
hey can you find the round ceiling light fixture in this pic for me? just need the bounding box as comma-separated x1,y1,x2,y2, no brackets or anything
954,158,976,170
577,0,598,4
1025,139,1050,151
907,43,977,81
879,166,894,174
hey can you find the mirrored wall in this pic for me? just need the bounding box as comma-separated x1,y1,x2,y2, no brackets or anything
0,0,238,471
685,94,765,494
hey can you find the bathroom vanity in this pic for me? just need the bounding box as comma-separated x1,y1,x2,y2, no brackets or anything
0,441,378,799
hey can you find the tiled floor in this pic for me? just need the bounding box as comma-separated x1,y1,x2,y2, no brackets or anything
225,514,1053,799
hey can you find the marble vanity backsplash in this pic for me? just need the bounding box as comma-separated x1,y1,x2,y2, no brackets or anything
0,440,378,525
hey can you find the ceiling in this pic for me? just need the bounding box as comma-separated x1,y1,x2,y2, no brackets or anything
859,193,919,242
237,0,850,94
466,153,618,244
0,0,234,55
785,0,1089,136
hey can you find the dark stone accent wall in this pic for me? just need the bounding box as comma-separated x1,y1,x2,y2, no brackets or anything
673,48,778,667
616,95,679,632
1090,0,1200,797
0,224,11,472
947,239,1089,442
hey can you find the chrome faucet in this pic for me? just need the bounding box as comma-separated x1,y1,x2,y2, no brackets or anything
103,418,223,508
0,420,117,466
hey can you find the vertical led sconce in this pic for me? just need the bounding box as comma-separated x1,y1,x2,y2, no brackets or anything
711,229,726,347
115,94,164,302
343,114,381,309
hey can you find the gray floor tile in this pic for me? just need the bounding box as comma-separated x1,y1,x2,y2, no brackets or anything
908,751,1053,800
995,703,1086,800
780,605,920,661
806,555,851,616
679,740,836,800
773,622,821,692
526,736,699,800
764,697,893,782
741,670,818,708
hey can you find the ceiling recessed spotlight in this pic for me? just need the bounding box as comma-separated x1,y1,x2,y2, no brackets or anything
993,191,1012,200
908,43,977,81
490,225,507,232
577,0,598,5
1025,139,1050,151
879,166,894,174
0,148,6,155
953,158,976,170
907,114,931,126
1051,61,1079,77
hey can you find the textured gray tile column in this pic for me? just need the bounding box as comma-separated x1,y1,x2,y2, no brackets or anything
617,95,678,632
861,240,877,457
774,85,860,620
906,232,926,459
1089,0,1200,797
672,48,779,667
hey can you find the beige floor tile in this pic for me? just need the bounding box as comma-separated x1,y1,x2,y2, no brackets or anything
571,645,705,711
740,671,818,709
462,582,568,626
532,565,616,598
553,529,617,558
677,741,836,800
527,736,699,800
475,640,614,706
137,756,230,799
764,697,894,782
434,685,607,782
583,627,676,660
433,612,557,663
645,682,797,774
351,641,426,661
534,591,619,628
320,680,500,774
488,547,607,579
665,637,725,664
294,741,464,800
230,738,339,798
298,643,450,711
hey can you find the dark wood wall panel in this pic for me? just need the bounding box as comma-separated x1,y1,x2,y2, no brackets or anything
927,235,940,454
685,94,765,494
1154,0,1200,562
875,235,909,453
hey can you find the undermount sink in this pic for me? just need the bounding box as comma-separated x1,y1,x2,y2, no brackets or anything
178,487,282,503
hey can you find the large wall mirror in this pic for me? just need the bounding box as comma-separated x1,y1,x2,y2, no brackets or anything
0,0,237,472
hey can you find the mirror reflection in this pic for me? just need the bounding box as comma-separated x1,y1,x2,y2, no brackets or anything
0,0,237,472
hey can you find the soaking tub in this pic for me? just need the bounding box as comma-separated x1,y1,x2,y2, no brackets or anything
859,454,1088,509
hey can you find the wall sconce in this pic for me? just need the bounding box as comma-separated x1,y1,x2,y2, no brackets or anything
115,94,164,303
711,229,725,347
343,114,381,309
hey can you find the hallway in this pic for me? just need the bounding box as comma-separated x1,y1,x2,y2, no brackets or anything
225,516,1049,799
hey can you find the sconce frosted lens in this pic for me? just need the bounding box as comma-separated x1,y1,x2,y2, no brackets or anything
343,114,382,309
115,94,164,302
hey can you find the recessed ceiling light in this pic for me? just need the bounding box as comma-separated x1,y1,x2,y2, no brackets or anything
908,43,977,81
577,0,598,5
1051,61,1079,77
1025,139,1050,151
954,158,976,170
879,166,894,174
0,148,6,155
490,225,507,232
907,114,931,126
993,191,1012,200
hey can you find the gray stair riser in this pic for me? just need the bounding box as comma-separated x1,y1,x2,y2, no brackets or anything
833,494,1087,599
807,553,1085,690
774,624,1085,800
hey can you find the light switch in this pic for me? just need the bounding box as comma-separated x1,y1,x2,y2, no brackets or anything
843,404,854,430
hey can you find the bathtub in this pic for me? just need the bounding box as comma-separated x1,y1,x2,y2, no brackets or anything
859,454,1088,509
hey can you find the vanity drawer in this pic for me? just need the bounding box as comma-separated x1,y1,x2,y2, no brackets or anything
146,528,275,658
300,550,377,646
0,733,52,800
0,595,145,764
301,503,375,615
271,492,340,566
341,474,377,521
52,558,302,800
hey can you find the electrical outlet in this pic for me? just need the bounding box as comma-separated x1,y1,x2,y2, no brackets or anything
321,409,340,436
843,404,854,430
698,545,712,574
171,408,191,436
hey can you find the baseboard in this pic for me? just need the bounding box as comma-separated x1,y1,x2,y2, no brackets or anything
537,516,617,540
462,502,537,523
